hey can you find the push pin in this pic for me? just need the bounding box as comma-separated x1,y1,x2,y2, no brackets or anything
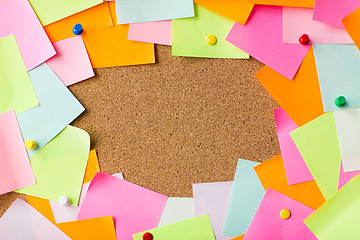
299,34,310,45
207,35,217,45
73,24,83,35
142,232,154,240
59,195,70,206
335,96,346,107
280,209,291,220
25,140,37,150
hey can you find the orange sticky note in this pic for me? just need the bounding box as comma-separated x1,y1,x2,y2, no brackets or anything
83,149,100,183
44,2,113,43
256,47,324,127
193,0,254,25
231,234,245,240
254,154,326,210
248,0,314,7
56,216,117,240
343,7,360,51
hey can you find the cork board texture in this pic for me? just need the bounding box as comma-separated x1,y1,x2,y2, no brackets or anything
0,45,280,216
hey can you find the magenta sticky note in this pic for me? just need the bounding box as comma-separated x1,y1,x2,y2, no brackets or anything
46,36,94,86
0,0,56,71
313,0,360,28
226,5,310,80
128,20,172,46
274,108,313,185
0,110,35,194
283,7,353,44
243,189,317,240
77,172,168,240
338,163,360,190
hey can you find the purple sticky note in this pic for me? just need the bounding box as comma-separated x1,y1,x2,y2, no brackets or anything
338,162,360,190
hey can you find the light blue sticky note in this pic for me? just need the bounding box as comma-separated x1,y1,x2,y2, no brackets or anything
313,44,360,112
16,63,85,157
222,159,265,237
115,0,194,24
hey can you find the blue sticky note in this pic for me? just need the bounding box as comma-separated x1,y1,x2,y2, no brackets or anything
115,0,194,24
313,44,360,112
16,63,85,157
222,159,265,237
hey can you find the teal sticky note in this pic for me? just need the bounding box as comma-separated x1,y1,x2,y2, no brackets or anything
223,159,265,237
16,63,85,157
313,44,360,112
115,0,194,24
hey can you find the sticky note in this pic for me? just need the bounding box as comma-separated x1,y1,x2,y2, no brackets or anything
243,189,317,240
0,111,35,194
343,7,360,53
283,7,353,44
254,154,325,210
46,36,94,86
16,126,90,206
305,175,360,239
226,5,310,80
231,236,245,240
44,2,113,43
128,20,172,46
274,108,313,185
0,0,55,71
193,182,233,240
83,150,101,184
0,199,70,239
248,0,314,7
0,35,39,114
29,0,103,26
133,215,215,240
77,172,168,240
158,198,195,227
290,113,341,200
313,44,360,112
223,159,265,237
114,0,194,24
193,0,254,25
314,0,360,28
16,63,85,157
338,163,360,190
172,4,249,59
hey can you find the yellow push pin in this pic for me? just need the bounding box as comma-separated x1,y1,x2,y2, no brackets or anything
25,140,37,150
207,35,217,45
280,209,291,219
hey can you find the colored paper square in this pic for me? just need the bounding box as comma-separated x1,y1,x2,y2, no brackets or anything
226,5,310,80
343,7,360,52
128,20,172,46
158,198,195,227
338,163,360,190
248,0,314,7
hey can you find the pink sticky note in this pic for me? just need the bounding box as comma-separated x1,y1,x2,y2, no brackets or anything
77,172,168,240
226,5,310,80
283,7,353,44
313,0,360,28
338,162,360,190
46,36,94,86
0,0,55,71
243,189,317,240
0,111,35,194
128,20,172,46
274,108,313,185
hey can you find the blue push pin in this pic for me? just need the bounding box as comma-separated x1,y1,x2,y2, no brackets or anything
73,24,83,35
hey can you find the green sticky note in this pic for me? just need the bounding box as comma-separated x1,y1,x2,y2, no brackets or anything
290,112,341,200
0,34,39,114
133,214,215,240
305,175,360,239
172,4,249,59
29,0,103,26
16,125,90,206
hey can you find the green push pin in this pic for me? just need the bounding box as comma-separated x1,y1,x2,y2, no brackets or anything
335,96,346,108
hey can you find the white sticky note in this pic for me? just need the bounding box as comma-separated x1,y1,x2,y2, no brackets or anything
157,197,195,227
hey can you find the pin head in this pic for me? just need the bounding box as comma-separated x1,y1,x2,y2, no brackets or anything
142,232,153,240
207,35,217,45
73,24,83,35
280,209,291,219
59,195,70,206
25,140,37,150
335,96,346,107
299,34,310,45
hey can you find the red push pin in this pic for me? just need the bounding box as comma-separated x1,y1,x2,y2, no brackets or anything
143,232,154,240
299,34,310,45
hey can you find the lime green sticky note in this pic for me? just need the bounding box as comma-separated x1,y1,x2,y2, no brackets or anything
133,214,215,240
172,4,249,59
0,34,39,114
290,112,341,200
29,0,103,26
16,125,90,206
305,175,360,239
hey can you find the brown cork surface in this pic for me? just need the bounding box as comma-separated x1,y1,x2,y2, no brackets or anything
0,45,280,216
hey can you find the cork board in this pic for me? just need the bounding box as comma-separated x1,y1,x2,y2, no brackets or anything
0,45,280,216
